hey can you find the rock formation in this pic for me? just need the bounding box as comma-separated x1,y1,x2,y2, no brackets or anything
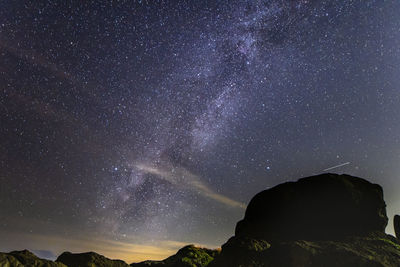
210,173,400,267
236,173,388,241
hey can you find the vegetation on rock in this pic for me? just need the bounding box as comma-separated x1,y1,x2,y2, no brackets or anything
210,232,400,267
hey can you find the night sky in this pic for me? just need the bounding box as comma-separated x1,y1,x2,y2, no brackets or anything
1,0,400,263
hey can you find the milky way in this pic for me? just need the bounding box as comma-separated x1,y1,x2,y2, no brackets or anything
1,0,400,263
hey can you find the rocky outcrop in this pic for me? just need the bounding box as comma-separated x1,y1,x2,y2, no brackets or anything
236,173,387,241
131,245,220,267
210,232,400,267
56,251,129,267
0,250,67,267
394,215,400,239
210,173,400,267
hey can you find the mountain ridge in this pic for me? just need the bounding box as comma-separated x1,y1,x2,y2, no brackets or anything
2,173,400,266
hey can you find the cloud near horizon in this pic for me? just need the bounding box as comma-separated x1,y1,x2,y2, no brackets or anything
135,162,246,210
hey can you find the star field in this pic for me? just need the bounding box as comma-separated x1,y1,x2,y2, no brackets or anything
1,0,400,263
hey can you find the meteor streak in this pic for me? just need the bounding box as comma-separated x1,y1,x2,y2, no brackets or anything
322,162,351,172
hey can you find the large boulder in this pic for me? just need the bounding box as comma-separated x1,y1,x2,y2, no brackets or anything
56,251,129,267
235,173,388,241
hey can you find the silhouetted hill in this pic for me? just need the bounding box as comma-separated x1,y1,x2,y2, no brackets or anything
0,249,67,266
0,246,219,267
56,251,129,267
131,245,220,267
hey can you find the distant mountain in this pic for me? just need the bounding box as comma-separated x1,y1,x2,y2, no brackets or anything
0,249,66,267
56,251,129,267
131,245,220,267
0,245,219,267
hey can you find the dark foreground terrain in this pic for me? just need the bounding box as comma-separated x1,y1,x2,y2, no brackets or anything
2,173,400,267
